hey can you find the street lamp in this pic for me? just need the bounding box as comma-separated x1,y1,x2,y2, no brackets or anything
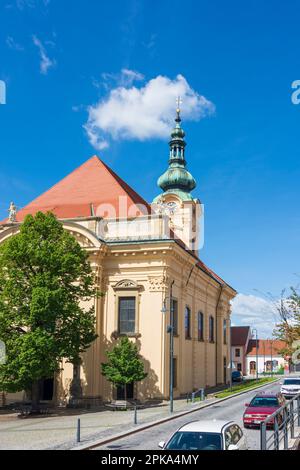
161,280,175,413
252,328,259,382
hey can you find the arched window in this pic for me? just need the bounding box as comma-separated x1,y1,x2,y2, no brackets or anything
185,306,191,339
209,316,214,342
250,361,256,374
198,312,204,341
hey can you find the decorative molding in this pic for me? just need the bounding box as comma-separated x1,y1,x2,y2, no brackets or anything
148,274,169,292
113,279,142,291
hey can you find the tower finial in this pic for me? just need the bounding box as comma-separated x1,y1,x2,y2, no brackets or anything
175,96,182,122
154,96,196,202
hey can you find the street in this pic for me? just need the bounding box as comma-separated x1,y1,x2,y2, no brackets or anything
95,381,280,450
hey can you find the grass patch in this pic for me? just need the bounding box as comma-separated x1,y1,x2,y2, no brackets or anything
214,377,278,399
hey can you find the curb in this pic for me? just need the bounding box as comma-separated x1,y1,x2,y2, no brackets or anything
72,378,279,450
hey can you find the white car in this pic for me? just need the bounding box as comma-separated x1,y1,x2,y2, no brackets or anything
158,419,248,451
280,377,300,399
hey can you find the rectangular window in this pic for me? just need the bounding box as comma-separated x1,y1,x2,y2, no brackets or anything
209,316,214,342
185,306,191,339
118,297,136,334
171,299,178,335
235,348,240,357
198,312,204,341
223,319,227,344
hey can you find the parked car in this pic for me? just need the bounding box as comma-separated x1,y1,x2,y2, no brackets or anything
158,420,248,450
243,392,285,428
232,370,243,382
280,377,300,399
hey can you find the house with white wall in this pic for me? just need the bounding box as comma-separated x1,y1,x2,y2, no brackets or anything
246,339,287,375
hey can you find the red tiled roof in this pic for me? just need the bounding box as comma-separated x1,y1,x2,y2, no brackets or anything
246,339,287,356
2,156,151,223
231,326,251,346
1,155,235,293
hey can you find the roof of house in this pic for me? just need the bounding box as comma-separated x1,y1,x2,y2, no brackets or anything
1,156,151,222
231,326,251,346
246,339,287,356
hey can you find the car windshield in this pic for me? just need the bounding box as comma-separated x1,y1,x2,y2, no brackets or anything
249,397,279,407
283,379,300,385
165,431,222,451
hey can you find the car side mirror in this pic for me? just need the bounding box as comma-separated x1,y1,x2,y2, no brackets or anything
228,444,239,451
279,382,283,385
158,441,165,449
245,403,249,407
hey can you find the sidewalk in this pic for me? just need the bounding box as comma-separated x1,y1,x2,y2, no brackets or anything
0,379,278,450
0,397,206,450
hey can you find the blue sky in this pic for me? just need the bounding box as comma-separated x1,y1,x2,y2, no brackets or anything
1,0,300,335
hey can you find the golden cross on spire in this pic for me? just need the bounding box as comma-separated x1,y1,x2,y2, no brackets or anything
176,96,182,113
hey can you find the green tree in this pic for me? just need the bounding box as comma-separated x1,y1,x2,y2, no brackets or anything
101,337,147,402
0,212,98,410
273,288,300,361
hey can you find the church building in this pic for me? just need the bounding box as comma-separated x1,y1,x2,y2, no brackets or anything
0,108,236,405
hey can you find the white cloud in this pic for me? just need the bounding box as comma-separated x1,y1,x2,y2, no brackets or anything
231,293,280,338
84,72,215,150
6,36,24,51
32,35,55,74
14,0,50,9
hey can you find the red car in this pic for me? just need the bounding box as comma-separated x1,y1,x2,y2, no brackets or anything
243,392,286,429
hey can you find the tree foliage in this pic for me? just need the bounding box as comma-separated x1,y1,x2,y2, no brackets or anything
273,287,300,357
101,337,147,397
0,212,98,395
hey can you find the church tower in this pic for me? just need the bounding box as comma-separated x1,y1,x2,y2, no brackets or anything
152,101,202,254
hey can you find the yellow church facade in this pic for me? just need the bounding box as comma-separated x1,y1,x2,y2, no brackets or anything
0,111,236,405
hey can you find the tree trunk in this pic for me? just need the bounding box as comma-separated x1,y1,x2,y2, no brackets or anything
31,380,40,412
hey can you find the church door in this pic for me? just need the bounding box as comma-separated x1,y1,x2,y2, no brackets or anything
117,383,134,400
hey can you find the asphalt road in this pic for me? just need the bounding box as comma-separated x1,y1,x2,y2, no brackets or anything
95,381,280,450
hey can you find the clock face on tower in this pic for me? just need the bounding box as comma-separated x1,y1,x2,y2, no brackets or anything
155,198,179,216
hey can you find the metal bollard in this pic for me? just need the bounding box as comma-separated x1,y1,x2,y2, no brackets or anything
134,405,137,425
192,392,195,403
76,418,81,443
201,388,205,401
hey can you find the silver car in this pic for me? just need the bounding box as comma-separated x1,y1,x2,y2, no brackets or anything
158,419,248,451
280,377,300,399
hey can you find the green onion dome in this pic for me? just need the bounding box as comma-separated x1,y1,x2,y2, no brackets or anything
158,167,196,193
155,107,196,201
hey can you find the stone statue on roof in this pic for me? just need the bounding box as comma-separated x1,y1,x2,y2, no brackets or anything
8,201,17,223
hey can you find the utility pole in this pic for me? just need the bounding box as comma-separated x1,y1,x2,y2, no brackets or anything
270,339,273,377
252,328,259,382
